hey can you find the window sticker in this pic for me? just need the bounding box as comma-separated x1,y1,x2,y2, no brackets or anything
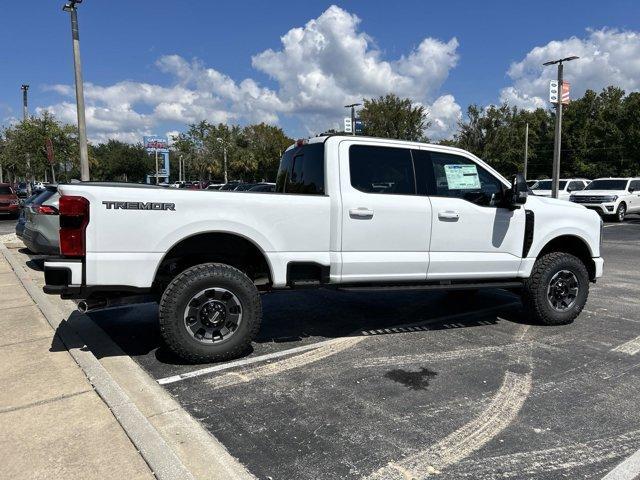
444,164,481,190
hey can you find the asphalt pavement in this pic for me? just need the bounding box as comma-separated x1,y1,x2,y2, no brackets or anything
83,216,640,480
0,218,17,236
5,213,640,479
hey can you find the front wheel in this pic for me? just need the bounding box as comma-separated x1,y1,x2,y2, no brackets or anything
159,263,262,363
521,252,589,325
610,203,626,222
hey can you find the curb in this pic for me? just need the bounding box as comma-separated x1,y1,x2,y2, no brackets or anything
0,243,195,480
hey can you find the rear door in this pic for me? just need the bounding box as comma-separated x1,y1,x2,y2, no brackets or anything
414,149,526,280
339,141,431,282
629,180,640,211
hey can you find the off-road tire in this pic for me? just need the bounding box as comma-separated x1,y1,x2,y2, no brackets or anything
159,263,262,363
522,252,589,326
609,203,626,223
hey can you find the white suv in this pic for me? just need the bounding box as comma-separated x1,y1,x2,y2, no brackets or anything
531,178,590,201
570,177,640,222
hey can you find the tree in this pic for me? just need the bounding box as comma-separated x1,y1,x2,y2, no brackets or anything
360,94,431,142
239,123,292,181
91,140,151,182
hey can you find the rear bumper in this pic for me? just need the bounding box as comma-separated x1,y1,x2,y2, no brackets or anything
22,226,59,255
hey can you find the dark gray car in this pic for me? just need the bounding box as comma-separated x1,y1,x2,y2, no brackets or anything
21,186,60,255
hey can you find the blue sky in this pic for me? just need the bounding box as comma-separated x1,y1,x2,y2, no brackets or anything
1,0,639,142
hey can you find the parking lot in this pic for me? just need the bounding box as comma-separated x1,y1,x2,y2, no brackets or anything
3,215,640,479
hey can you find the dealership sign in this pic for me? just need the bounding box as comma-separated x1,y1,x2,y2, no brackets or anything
143,136,169,152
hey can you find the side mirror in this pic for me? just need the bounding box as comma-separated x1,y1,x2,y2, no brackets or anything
506,173,528,208
629,187,635,193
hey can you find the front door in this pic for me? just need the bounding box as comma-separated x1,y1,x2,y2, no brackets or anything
414,149,526,280
339,141,431,282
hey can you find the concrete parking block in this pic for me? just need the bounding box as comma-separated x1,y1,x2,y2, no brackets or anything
0,305,53,347
0,336,91,412
0,391,153,480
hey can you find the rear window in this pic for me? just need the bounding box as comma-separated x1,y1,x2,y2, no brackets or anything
32,189,56,205
532,180,567,190
276,143,325,195
0,186,13,195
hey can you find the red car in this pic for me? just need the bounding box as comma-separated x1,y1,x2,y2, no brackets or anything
0,183,20,218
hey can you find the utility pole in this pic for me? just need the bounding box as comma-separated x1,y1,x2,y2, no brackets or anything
155,147,159,185
523,122,529,179
543,55,578,199
63,0,90,181
344,103,361,136
179,155,183,182
21,84,33,192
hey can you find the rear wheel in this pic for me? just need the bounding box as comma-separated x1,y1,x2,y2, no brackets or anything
521,252,589,325
159,263,262,363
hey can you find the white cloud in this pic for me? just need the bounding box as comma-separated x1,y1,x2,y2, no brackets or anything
39,5,461,142
500,28,640,109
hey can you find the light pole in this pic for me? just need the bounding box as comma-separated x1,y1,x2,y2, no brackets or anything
216,138,228,183
344,103,361,136
63,0,90,181
21,84,33,191
523,122,529,180
543,55,579,199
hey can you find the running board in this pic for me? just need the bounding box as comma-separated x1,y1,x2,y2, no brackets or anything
334,281,523,293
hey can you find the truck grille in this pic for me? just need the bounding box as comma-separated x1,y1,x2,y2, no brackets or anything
571,196,607,203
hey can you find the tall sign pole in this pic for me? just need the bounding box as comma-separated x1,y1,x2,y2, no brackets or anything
344,103,361,136
63,1,90,181
544,55,578,199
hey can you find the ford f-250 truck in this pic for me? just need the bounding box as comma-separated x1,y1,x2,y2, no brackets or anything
43,135,604,362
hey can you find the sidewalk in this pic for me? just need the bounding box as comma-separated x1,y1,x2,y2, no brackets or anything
0,251,153,480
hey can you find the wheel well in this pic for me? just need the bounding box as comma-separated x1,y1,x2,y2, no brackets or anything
538,235,596,280
153,232,272,292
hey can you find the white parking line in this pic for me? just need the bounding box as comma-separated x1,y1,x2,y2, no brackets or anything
612,336,640,356
364,370,532,479
157,302,519,385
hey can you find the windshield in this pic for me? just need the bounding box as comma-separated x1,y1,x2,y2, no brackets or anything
585,179,628,190
0,186,14,195
532,180,567,190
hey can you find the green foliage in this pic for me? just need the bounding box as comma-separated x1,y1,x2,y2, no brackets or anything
360,94,431,142
452,87,640,179
91,140,151,182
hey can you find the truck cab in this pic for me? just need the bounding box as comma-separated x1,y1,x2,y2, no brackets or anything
43,136,604,362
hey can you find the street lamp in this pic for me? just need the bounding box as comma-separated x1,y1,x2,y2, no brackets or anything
63,0,90,181
344,103,361,136
216,138,228,183
543,55,579,199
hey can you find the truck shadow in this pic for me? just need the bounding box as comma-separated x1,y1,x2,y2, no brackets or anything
50,288,527,366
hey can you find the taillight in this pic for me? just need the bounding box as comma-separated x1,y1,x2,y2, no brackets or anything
36,205,59,215
59,195,89,257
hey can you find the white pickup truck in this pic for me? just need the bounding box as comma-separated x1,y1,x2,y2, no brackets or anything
43,135,604,362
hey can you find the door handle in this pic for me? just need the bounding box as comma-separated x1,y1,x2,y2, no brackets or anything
438,210,460,220
349,207,374,219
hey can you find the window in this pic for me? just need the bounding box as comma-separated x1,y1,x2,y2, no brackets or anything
349,145,415,195
532,180,568,190
275,143,325,195
630,180,640,192
585,179,628,190
423,152,504,207
568,181,585,192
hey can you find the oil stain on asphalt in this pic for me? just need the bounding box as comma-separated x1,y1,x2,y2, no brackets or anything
384,367,438,390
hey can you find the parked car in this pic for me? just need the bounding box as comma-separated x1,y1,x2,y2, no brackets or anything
526,179,542,189
43,135,603,363
234,183,256,191
219,181,242,191
248,183,276,192
531,178,590,201
32,181,47,193
21,186,60,255
0,183,20,218
15,193,41,238
570,177,640,222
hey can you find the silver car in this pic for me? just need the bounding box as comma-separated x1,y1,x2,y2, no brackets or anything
21,186,60,255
